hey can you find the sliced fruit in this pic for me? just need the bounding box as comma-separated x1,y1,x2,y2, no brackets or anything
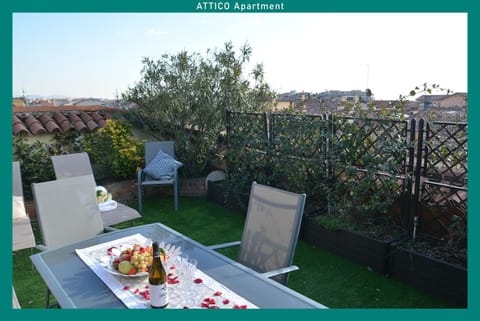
118,260,134,274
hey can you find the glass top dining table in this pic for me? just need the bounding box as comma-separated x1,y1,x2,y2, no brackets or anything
30,222,327,309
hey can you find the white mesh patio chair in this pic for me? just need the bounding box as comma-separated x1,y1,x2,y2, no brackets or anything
32,175,108,307
32,175,105,251
51,152,141,227
13,286,21,308
208,181,306,285
12,161,36,251
137,141,182,213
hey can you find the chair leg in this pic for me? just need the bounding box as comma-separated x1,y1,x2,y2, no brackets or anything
174,181,178,211
138,184,142,213
46,288,50,308
46,287,59,308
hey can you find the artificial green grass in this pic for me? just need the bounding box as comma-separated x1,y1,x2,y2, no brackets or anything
12,195,454,308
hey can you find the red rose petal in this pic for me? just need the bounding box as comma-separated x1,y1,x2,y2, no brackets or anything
142,291,150,300
201,302,209,308
222,299,230,304
107,246,117,256
123,285,130,290
194,278,203,284
214,291,222,296
233,304,247,309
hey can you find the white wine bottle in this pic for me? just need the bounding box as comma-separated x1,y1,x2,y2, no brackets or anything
149,241,168,308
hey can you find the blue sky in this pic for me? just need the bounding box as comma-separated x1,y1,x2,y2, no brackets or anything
12,12,467,100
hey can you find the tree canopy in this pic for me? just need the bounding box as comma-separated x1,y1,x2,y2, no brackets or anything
123,42,276,177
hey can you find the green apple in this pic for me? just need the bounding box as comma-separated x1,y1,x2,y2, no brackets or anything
118,260,134,274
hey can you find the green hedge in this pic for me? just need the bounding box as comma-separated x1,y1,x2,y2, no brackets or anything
13,119,143,199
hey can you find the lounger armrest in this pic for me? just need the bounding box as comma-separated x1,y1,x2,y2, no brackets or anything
207,241,241,251
261,265,299,279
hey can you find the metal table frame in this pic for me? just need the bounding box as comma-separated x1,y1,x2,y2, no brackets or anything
30,223,326,309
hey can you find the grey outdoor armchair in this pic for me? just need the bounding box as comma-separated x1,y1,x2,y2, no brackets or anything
51,152,141,226
12,161,36,252
137,141,182,213
208,181,306,285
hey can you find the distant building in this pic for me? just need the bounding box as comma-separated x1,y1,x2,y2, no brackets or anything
12,98,26,107
13,96,119,108
72,98,117,107
416,92,467,109
318,90,372,103
275,89,372,114
274,91,307,111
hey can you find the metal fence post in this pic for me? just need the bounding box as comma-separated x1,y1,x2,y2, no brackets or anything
411,118,425,234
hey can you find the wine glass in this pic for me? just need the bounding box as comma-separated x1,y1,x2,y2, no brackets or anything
165,255,185,307
174,257,199,307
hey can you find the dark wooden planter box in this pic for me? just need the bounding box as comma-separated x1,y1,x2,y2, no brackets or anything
207,180,226,206
388,244,467,307
305,216,392,274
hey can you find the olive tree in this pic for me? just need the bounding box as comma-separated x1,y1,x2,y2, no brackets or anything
123,42,276,177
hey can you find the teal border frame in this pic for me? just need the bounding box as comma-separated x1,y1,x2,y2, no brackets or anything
3,1,478,320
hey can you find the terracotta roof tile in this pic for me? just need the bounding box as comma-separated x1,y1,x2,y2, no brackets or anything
13,108,120,136
79,111,98,131
53,111,74,132
13,115,30,136
68,113,88,132
38,113,61,133
24,115,47,135
90,112,106,127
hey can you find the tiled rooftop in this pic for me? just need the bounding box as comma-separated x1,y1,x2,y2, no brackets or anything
12,105,120,136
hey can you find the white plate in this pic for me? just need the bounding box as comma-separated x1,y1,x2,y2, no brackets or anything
103,262,149,278
99,242,182,278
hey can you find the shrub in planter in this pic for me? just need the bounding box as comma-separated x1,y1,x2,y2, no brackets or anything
305,213,405,275
388,236,467,307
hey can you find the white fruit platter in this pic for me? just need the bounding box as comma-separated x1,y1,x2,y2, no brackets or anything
101,241,181,278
